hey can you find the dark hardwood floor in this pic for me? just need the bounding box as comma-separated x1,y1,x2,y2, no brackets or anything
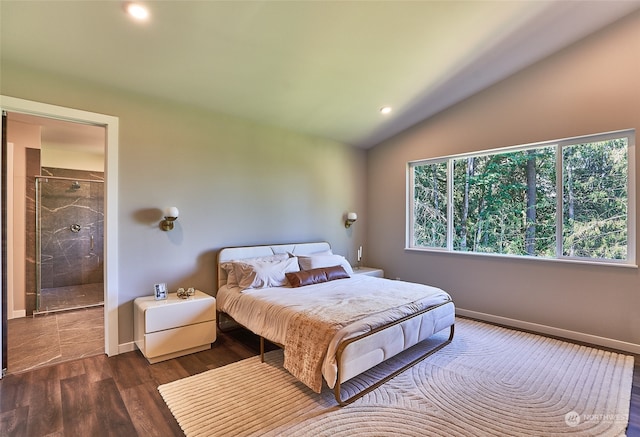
0,327,638,437
0,329,265,437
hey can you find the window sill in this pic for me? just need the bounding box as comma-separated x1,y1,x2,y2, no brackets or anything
404,246,638,269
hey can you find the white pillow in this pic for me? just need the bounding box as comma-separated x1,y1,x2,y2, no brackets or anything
234,257,300,290
297,254,354,276
221,253,289,287
288,249,333,258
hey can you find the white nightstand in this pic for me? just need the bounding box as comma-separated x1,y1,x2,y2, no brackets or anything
134,290,216,364
352,267,384,278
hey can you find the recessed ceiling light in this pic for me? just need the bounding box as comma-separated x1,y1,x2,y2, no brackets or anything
380,106,392,115
125,2,149,21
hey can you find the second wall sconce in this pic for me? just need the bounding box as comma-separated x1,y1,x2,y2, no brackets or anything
345,212,358,228
161,206,179,231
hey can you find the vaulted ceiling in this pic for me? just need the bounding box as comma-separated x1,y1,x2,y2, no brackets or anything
2,1,639,149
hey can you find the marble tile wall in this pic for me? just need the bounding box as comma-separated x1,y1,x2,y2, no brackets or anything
39,168,104,290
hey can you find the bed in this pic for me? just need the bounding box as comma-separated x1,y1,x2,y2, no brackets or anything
216,242,455,406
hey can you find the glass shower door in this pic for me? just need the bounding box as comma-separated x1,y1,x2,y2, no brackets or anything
35,176,104,314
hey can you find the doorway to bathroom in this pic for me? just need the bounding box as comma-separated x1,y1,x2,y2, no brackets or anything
1,96,120,378
7,115,106,373
35,173,104,314
2,106,110,374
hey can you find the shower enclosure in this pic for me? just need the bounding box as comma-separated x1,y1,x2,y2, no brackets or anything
35,176,104,314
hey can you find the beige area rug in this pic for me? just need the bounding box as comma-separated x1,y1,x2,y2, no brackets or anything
158,318,634,436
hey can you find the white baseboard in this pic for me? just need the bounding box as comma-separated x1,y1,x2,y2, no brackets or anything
118,341,137,355
456,308,640,355
10,310,26,319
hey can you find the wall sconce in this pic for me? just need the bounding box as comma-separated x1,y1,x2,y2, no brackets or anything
345,212,357,228
161,207,179,231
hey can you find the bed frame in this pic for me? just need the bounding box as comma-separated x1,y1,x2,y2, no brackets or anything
216,242,455,406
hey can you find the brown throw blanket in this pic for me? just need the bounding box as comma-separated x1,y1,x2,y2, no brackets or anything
283,294,426,393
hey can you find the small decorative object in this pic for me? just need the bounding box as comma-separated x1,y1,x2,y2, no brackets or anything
154,283,168,300
357,245,363,268
177,287,196,299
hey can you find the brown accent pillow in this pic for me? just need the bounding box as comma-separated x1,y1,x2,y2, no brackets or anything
323,264,350,281
286,265,349,288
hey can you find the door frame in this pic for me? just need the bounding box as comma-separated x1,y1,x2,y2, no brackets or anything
0,96,119,372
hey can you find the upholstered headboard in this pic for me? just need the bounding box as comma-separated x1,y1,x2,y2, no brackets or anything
217,242,331,289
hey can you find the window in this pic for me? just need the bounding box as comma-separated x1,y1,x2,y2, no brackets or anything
408,130,635,264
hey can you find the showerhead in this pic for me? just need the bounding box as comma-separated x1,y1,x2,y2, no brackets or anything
71,181,81,190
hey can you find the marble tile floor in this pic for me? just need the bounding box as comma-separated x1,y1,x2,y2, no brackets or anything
7,306,104,374
37,282,104,314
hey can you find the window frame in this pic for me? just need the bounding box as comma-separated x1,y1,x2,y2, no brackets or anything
407,129,636,267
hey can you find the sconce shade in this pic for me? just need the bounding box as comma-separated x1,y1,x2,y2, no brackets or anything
165,206,179,219
345,212,358,228
161,206,180,231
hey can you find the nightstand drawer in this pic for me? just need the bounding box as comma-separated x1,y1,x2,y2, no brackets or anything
145,298,214,332
144,320,216,359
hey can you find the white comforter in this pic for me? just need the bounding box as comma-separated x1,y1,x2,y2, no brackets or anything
216,275,452,389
